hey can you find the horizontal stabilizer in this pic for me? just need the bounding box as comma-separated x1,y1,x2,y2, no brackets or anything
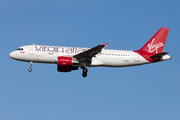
150,52,169,59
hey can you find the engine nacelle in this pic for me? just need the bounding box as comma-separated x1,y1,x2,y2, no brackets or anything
57,66,79,72
58,56,73,66
57,56,78,72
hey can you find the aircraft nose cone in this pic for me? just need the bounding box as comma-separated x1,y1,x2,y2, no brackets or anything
9,52,14,58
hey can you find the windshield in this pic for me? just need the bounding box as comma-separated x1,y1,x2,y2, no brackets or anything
16,48,23,51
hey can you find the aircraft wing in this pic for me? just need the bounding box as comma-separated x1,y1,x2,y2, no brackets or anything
73,43,108,63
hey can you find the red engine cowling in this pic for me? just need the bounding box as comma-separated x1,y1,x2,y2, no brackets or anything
57,57,78,72
58,56,73,66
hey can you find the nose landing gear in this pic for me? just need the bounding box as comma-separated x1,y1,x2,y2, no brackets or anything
82,67,88,77
28,61,33,72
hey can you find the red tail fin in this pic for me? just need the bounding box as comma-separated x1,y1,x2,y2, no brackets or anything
137,27,170,54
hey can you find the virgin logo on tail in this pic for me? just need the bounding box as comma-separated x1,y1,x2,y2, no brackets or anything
147,38,164,53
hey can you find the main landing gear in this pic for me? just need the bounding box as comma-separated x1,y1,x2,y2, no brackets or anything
82,67,88,77
28,61,33,72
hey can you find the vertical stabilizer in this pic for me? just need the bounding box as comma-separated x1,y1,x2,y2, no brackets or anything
137,27,169,54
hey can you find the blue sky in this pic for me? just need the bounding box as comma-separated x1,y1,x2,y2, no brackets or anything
1,0,180,120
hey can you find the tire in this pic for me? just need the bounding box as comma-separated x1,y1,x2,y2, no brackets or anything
28,68,32,72
83,68,88,73
82,73,87,77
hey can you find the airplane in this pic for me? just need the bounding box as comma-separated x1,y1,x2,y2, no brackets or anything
9,27,171,77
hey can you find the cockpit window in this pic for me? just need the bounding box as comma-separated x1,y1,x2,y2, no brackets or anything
16,48,23,51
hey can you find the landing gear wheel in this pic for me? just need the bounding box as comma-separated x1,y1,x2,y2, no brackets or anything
83,68,88,73
28,68,32,72
28,61,33,72
82,73,87,77
82,68,88,77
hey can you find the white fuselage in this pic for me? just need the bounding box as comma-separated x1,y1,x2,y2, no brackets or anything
9,28,171,77
9,44,160,67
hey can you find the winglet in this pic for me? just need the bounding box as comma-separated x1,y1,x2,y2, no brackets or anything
104,43,108,47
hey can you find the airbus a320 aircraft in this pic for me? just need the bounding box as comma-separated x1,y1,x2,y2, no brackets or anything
9,27,171,77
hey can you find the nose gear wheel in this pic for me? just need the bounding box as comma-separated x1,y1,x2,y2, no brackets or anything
28,61,33,72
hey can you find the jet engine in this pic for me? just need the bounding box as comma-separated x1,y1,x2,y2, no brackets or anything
57,56,78,72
